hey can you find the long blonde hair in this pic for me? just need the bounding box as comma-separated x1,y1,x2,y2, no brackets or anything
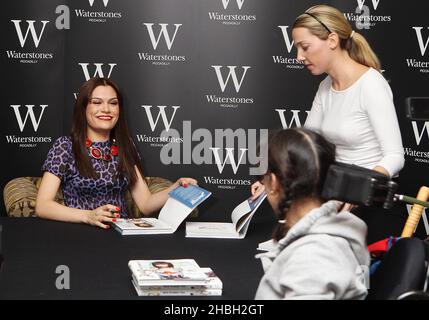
293,5,381,71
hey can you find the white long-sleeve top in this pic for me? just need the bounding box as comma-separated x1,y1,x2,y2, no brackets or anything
304,68,404,177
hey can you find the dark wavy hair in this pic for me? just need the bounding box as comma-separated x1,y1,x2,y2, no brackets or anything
266,128,336,241
71,77,144,187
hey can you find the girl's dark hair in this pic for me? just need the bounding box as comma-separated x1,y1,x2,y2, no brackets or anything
71,77,144,187
266,128,336,241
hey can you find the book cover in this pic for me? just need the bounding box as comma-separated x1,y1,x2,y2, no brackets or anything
131,267,223,296
168,184,212,209
112,218,173,235
128,259,209,286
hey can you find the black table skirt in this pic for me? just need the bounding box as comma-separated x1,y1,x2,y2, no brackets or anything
0,206,276,300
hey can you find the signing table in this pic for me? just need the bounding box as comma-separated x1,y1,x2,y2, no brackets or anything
0,207,275,300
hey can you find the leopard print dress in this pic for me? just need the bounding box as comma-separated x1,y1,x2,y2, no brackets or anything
42,136,129,217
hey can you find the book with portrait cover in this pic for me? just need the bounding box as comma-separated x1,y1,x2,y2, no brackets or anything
128,259,209,287
131,267,222,296
113,185,211,235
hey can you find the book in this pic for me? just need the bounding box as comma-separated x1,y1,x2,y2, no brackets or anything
131,267,222,290
128,259,209,287
185,192,267,239
113,184,211,235
257,238,277,251
131,279,222,296
131,267,223,296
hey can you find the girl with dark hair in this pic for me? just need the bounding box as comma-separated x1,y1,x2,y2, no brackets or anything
255,128,369,300
36,77,196,229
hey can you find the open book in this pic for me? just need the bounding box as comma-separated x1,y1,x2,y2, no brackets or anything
113,184,211,235
185,192,267,239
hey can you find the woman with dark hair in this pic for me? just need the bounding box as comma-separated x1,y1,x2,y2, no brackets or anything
255,128,369,300
36,77,196,229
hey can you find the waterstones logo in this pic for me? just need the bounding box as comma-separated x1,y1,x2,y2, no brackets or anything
405,27,429,73
7,105,52,148
404,121,429,164
411,121,429,146
222,0,245,9
88,0,109,6
74,0,122,23
135,105,183,148
7,20,53,64
206,65,253,109
357,0,381,11
276,108,310,129
205,146,255,189
208,0,256,26
204,146,254,189
159,122,268,182
78,63,117,80
414,27,429,56
273,26,304,70
138,23,185,66
344,0,391,30
72,63,118,99
210,147,248,174
404,147,429,164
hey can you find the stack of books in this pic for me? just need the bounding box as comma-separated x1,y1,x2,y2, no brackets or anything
128,259,223,296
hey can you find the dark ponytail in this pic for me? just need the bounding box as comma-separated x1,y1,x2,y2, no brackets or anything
266,128,336,241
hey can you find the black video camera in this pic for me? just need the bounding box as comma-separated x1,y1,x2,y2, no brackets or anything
322,162,398,209
321,97,429,209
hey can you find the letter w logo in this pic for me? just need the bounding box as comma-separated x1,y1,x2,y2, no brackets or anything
143,23,182,50
212,66,250,93
411,121,429,146
141,105,180,132
276,109,310,129
278,26,294,53
88,0,109,7
210,147,247,174
222,0,245,10
357,0,380,10
78,63,117,81
413,27,429,56
10,105,48,132
11,20,49,48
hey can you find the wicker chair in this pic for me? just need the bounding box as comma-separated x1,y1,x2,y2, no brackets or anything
3,176,196,218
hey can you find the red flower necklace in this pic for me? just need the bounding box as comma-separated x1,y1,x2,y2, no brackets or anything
86,138,119,161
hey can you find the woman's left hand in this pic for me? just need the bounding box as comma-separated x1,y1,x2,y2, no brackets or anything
175,177,198,188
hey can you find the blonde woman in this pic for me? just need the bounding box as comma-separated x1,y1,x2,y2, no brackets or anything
252,5,405,242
